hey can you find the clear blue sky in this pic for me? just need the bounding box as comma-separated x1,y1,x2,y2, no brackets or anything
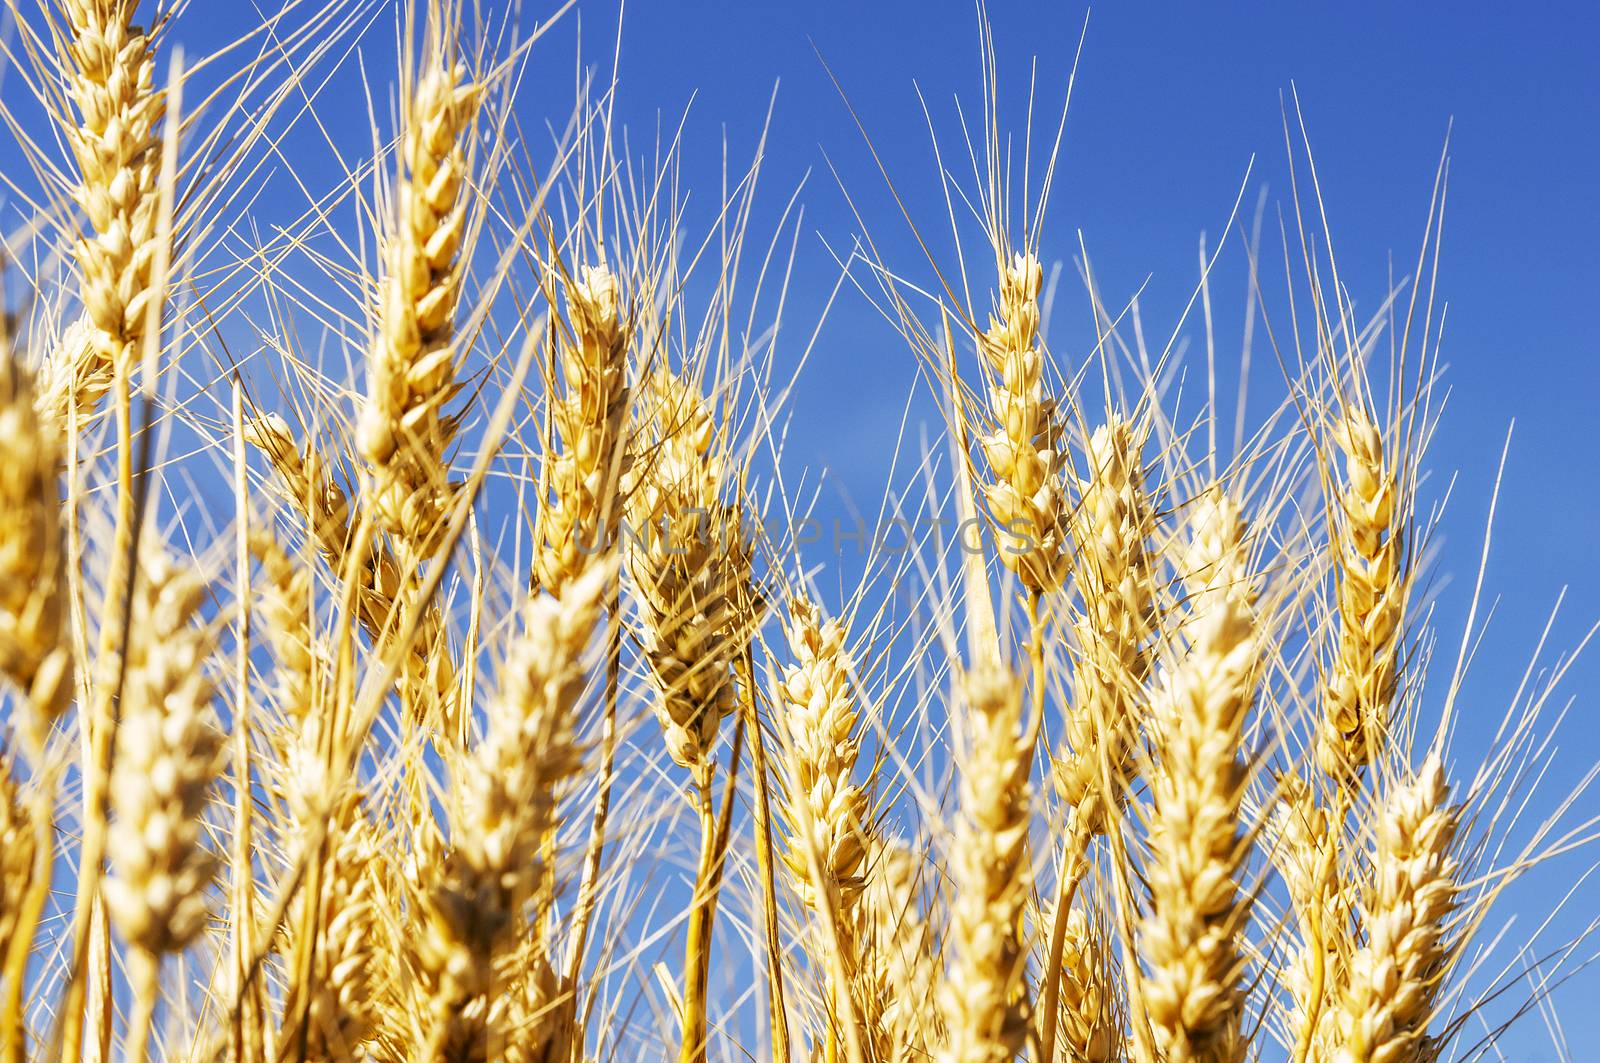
109,0,1600,1054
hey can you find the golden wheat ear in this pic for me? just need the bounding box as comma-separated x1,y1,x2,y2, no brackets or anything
1054,414,1159,837
973,251,1073,596
358,12,482,569
1332,754,1460,1063
860,837,941,1059
0,355,73,750
771,595,877,1054
1137,488,1260,1063
1319,400,1411,782
54,0,168,410
103,543,224,1061
535,264,633,595
937,659,1035,1063
416,558,610,1055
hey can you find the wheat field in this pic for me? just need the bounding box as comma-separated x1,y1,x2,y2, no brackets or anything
1,2,1596,1061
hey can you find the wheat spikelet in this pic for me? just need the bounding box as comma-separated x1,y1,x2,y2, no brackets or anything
938,660,1033,1063
357,41,480,565
1139,489,1258,1063
35,319,107,439
535,265,632,593
0,357,73,750
1320,405,1407,778
57,0,165,404
975,252,1070,594
416,559,608,1055
1054,416,1158,834
1334,754,1459,1063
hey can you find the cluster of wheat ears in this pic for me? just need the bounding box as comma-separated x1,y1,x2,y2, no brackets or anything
0,2,1595,1061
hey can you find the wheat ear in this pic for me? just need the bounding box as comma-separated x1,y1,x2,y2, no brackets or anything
1271,773,1351,1062
626,367,754,1061
862,839,939,1059
417,558,608,1056
774,596,875,1049
250,526,386,1060
938,660,1034,1063
358,36,479,566
1055,417,1158,833
0,350,74,1060
1320,404,1408,778
536,265,632,592
626,368,746,794
1039,416,1156,1060
0,744,52,1063
0,750,38,964
248,526,316,733
56,0,165,413
0,356,73,751
245,414,457,726
975,252,1071,593
103,546,223,1062
34,319,106,448
277,796,387,1060
1139,489,1259,1063
1056,906,1121,1063
1333,754,1459,1063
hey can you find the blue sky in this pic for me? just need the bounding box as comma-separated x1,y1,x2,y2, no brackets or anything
37,0,1600,1054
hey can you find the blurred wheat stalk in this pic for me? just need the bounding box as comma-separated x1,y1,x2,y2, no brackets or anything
0,3,1594,1062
